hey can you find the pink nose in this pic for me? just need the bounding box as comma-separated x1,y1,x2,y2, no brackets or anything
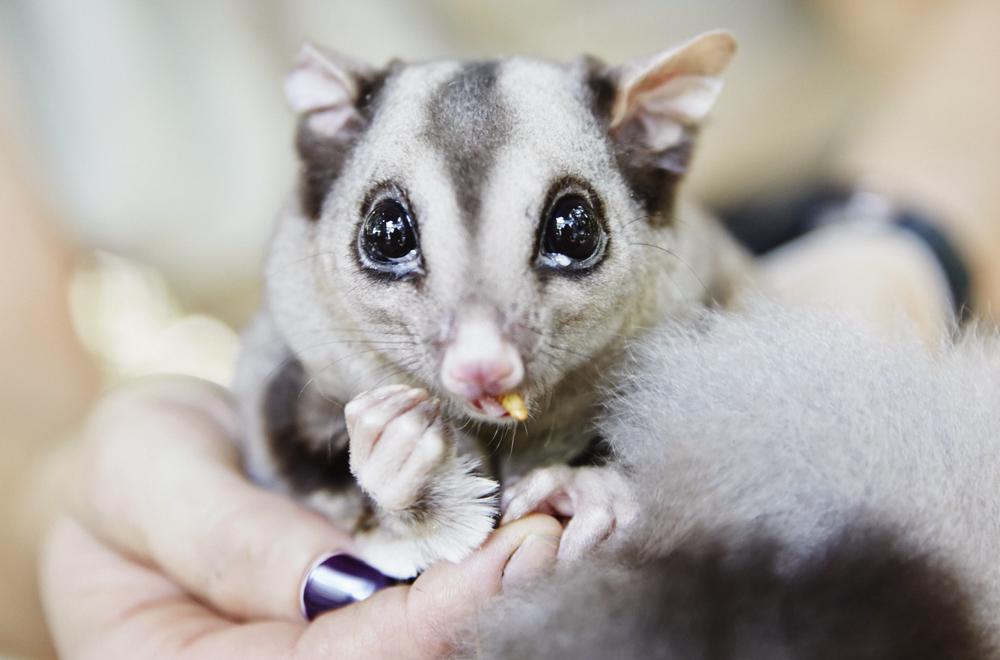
448,360,515,397
440,314,525,401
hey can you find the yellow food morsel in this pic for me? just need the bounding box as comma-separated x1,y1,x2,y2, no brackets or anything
499,392,528,421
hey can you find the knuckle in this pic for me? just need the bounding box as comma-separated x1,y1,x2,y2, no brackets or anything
530,470,557,493
355,414,383,438
387,416,422,442
419,432,446,461
360,446,390,473
343,401,360,425
198,500,270,604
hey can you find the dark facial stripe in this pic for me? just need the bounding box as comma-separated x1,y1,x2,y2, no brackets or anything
424,62,512,235
263,356,354,495
296,68,393,221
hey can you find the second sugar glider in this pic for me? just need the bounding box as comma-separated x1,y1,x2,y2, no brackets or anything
233,31,752,578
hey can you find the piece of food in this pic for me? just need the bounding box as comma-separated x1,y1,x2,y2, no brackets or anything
499,392,528,421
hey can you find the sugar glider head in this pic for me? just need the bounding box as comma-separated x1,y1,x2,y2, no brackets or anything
282,32,735,422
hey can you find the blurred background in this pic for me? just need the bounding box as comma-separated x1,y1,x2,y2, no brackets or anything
2,1,998,657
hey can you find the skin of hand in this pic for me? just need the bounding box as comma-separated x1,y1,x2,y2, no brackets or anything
0,104,98,658
760,222,954,344
830,0,1000,320
39,377,562,659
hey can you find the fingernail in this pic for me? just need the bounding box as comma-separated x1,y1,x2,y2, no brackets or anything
501,534,559,591
300,553,395,620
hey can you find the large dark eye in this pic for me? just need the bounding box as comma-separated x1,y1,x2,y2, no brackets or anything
537,194,606,271
358,199,423,278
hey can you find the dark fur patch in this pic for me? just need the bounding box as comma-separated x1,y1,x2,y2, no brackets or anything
582,56,615,125
610,131,691,222
424,62,512,234
296,118,363,220
263,357,354,495
567,435,613,467
295,69,393,221
476,525,991,659
356,66,392,121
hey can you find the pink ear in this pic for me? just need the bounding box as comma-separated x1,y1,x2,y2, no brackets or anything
610,31,736,152
284,43,372,137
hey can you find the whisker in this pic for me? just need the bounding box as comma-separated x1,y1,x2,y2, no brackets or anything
290,339,418,354
260,338,417,393
269,250,337,270
366,356,423,390
627,241,708,295
540,341,591,362
619,212,681,230
509,421,522,461
488,424,502,454
514,321,566,346
298,346,412,401
281,326,413,340
456,416,476,438
251,326,415,354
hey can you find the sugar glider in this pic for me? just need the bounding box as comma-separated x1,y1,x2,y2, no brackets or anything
464,307,1000,658
233,31,751,577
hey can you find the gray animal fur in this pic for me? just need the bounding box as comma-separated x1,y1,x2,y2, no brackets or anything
233,33,751,577
461,305,1000,658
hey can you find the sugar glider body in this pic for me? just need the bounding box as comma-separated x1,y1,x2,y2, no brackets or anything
233,33,750,577
464,308,1000,658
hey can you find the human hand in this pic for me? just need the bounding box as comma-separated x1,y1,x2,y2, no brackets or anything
40,377,561,658
760,222,954,343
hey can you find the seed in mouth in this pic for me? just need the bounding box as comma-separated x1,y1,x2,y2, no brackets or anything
498,392,528,421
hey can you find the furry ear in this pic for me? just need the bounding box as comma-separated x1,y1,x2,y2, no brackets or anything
284,43,374,137
608,31,736,172
286,43,383,219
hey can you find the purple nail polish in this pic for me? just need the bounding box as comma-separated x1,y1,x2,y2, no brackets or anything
300,553,394,620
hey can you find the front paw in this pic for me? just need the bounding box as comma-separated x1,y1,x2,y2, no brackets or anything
345,385,448,512
344,385,498,578
502,466,638,560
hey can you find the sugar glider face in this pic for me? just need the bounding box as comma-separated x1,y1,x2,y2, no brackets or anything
283,33,736,422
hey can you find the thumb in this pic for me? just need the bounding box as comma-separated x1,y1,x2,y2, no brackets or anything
409,513,563,624
302,514,562,659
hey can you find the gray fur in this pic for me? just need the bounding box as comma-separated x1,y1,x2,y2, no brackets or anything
461,305,1000,658
234,37,750,577
471,529,991,659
